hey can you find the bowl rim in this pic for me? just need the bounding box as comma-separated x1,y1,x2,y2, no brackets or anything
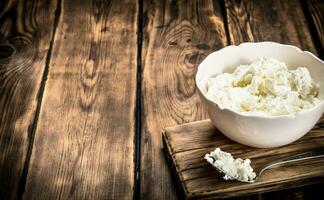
195,41,324,119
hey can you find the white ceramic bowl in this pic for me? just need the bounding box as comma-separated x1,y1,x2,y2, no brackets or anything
196,42,324,148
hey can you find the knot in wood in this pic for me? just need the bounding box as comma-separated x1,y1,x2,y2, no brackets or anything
0,43,15,59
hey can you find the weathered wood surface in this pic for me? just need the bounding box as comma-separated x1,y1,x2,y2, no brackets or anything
23,0,138,199
0,0,57,199
306,0,324,56
0,0,323,199
141,0,227,199
162,117,324,199
225,0,316,53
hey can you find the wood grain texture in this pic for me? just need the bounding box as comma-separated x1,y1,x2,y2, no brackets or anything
225,0,316,53
141,0,227,199
0,0,57,199
23,0,137,199
306,0,324,54
162,117,324,199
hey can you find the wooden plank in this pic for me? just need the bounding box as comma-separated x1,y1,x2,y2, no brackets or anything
23,0,138,199
141,0,227,199
305,0,324,55
225,0,316,53
224,0,320,199
0,0,57,199
162,118,324,199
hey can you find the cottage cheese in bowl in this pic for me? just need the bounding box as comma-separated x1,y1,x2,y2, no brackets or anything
205,58,322,117
195,42,324,148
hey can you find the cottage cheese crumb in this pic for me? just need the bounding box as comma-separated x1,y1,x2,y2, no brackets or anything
206,58,321,116
204,148,256,182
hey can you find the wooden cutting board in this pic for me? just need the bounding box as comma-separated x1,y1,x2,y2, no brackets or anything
162,116,324,199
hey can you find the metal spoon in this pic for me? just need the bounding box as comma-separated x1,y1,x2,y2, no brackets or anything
252,147,324,182
206,147,324,183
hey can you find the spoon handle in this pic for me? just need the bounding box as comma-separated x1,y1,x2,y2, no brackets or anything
258,147,324,176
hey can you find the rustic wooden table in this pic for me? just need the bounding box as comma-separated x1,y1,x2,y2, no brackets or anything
0,0,323,199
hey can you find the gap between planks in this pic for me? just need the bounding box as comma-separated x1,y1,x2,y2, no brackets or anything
219,0,231,45
300,0,324,59
17,0,63,199
134,0,143,199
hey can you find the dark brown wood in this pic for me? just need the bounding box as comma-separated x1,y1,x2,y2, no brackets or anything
306,0,324,55
0,1,57,199
141,0,227,199
225,0,316,53
162,117,324,199
23,0,138,199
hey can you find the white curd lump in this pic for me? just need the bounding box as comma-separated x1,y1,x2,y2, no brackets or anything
206,58,321,116
205,148,256,182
